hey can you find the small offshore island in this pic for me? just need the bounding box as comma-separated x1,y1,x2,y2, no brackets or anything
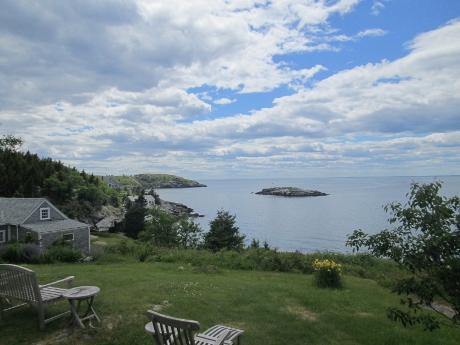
255,187,328,197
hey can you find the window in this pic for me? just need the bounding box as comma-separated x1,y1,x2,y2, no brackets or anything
0,230,5,243
62,233,74,242
40,207,50,220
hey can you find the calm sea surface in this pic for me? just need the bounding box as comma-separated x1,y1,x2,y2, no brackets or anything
156,176,460,253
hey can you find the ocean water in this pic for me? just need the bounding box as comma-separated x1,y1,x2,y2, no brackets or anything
156,176,460,253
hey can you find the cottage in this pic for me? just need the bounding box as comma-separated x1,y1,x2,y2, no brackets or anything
125,195,156,209
0,198,91,252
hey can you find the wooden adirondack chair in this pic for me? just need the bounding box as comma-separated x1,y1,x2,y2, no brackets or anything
0,264,74,329
145,310,244,345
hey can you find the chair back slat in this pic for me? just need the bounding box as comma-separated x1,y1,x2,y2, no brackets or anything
147,310,200,345
0,264,40,302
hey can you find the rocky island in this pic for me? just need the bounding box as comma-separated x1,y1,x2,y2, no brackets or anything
255,187,328,197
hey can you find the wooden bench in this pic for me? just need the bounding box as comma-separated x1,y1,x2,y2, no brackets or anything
0,264,74,329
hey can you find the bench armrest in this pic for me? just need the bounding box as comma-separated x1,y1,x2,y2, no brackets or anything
39,276,74,289
215,330,230,345
195,329,230,345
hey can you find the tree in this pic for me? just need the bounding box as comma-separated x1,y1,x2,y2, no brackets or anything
177,215,203,249
136,190,148,210
347,181,460,331
204,209,246,252
139,208,178,247
0,133,23,151
123,205,146,239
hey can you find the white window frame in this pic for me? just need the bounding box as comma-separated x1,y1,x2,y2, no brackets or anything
0,230,5,243
62,233,74,242
40,207,50,220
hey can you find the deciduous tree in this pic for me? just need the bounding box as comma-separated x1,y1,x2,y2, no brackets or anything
347,181,460,331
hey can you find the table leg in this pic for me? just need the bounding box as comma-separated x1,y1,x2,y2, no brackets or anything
81,296,101,322
68,299,85,329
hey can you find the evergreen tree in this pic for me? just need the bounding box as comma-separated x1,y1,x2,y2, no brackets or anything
204,209,246,252
123,205,145,239
136,190,148,210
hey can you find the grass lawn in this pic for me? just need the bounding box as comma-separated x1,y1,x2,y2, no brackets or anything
0,262,457,345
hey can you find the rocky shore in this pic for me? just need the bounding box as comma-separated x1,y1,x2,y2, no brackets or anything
158,200,204,219
91,199,203,232
255,187,328,197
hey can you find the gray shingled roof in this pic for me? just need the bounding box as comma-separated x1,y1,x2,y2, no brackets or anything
0,198,89,233
0,198,52,224
22,219,89,234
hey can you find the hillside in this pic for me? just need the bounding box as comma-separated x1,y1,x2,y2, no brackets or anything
102,174,206,189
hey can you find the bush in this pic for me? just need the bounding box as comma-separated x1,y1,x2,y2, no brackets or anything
0,242,41,264
39,245,83,264
312,259,343,289
0,243,20,263
106,237,138,256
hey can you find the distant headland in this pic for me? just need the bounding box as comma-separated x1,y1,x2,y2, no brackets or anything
255,187,328,197
101,174,206,189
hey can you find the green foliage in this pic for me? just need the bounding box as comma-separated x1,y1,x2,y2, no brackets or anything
347,181,460,330
106,237,138,256
123,205,146,239
312,258,343,289
0,241,83,264
0,133,23,151
204,209,246,252
177,215,203,249
77,185,106,209
249,238,260,248
0,148,123,222
39,245,83,264
139,208,177,246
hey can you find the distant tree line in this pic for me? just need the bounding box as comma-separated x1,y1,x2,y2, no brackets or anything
0,147,121,221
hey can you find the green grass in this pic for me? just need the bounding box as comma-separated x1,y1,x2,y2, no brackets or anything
0,262,458,345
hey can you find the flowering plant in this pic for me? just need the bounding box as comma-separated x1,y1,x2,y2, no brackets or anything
313,259,342,288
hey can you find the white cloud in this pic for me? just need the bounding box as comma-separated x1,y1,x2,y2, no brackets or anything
214,98,237,105
0,1,459,178
371,1,385,16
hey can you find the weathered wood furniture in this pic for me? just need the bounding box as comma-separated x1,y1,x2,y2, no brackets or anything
63,286,100,329
145,310,244,345
0,264,74,329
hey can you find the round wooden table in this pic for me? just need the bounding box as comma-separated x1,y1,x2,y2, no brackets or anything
63,286,100,328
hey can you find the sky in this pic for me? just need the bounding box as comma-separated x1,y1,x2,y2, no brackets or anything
1,0,460,180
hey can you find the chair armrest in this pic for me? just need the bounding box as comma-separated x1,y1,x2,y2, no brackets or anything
215,329,230,345
39,276,74,289
145,322,155,335
195,330,230,345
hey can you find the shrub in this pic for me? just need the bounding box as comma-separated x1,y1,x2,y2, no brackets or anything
0,242,41,264
39,245,83,264
0,243,21,263
106,237,138,256
313,259,343,289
